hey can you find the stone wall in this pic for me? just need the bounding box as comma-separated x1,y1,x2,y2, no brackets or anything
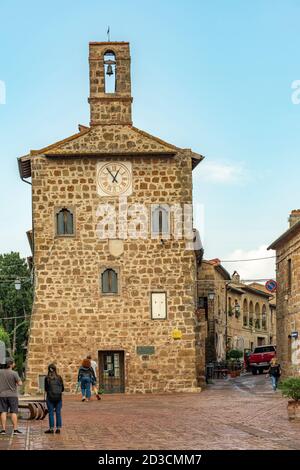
274,231,300,377
197,261,228,362
197,260,276,365
227,288,275,351
89,42,132,125
26,145,201,393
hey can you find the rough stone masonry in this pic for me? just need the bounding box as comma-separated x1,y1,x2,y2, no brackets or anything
18,42,204,393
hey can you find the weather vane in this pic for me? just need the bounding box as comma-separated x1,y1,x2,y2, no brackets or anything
107,26,110,42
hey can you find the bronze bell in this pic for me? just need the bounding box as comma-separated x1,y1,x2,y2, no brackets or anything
106,64,114,76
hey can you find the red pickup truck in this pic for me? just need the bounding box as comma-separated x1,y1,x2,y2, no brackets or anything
249,345,276,375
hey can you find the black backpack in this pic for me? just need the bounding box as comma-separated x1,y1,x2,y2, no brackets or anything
46,376,63,402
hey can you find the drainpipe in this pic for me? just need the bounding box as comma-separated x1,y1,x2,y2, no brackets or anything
21,177,32,186
225,283,228,355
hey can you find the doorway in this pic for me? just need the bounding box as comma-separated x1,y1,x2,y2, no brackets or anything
98,350,125,393
257,337,266,346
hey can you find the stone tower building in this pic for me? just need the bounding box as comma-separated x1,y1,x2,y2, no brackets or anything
268,210,300,377
18,42,204,393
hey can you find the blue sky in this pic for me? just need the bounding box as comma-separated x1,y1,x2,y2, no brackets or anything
1,0,299,279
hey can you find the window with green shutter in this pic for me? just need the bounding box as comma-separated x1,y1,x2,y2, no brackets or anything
56,208,74,236
101,268,118,294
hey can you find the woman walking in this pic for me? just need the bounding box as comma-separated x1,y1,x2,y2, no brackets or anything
267,357,281,391
78,358,96,402
44,364,64,434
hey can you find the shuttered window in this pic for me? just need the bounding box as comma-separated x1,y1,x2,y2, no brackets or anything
56,208,74,235
102,268,118,294
151,205,169,236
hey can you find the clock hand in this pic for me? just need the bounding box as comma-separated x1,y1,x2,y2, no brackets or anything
106,168,116,182
113,168,121,183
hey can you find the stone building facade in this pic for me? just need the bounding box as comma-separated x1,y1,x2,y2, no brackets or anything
197,259,276,363
268,210,300,377
197,260,230,363
227,276,276,352
18,42,204,393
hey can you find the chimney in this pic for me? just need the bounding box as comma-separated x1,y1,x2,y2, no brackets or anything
289,210,300,228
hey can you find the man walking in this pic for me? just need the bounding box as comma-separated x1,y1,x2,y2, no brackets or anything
0,358,22,435
87,354,101,400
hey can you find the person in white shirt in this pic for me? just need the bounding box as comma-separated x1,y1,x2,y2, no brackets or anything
86,355,101,400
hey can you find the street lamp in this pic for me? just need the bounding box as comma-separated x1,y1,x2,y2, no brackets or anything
234,301,240,315
208,292,215,301
12,279,21,355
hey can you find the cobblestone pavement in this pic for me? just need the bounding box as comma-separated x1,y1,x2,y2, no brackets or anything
0,373,299,450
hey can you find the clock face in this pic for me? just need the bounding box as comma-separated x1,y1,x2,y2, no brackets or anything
97,162,132,196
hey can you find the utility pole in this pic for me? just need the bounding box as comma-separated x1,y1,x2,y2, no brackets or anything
13,317,17,355
224,280,231,355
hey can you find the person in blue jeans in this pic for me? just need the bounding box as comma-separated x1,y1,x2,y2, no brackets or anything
44,364,64,434
78,359,96,402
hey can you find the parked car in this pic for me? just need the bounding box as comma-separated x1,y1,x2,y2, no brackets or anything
249,345,276,375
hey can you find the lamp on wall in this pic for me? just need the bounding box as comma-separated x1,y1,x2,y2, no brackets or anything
208,292,215,301
14,279,21,291
234,301,240,314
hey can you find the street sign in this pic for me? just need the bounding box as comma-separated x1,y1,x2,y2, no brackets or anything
291,331,298,339
265,279,277,293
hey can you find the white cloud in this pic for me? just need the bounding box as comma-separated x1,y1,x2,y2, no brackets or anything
195,160,246,184
221,245,276,282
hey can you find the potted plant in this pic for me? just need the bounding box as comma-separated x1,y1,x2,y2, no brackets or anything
278,377,300,421
227,349,243,377
228,308,233,317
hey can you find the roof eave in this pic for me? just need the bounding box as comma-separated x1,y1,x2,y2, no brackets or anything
268,221,300,250
43,151,177,158
18,155,32,180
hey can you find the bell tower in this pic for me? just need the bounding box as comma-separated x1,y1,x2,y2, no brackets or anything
88,42,133,126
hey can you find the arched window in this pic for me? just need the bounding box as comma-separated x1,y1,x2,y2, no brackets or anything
243,299,248,326
255,302,260,329
104,50,116,93
56,208,74,236
249,301,254,327
151,205,170,237
101,268,118,294
262,304,267,330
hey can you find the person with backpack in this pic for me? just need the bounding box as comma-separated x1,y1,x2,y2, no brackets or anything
267,357,281,391
78,358,96,402
44,364,64,434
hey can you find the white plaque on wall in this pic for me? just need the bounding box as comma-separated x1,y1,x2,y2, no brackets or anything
151,292,167,319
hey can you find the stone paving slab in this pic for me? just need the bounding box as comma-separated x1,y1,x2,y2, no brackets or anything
0,374,299,450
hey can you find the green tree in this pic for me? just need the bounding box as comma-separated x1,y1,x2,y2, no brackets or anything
0,252,33,372
0,325,10,346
